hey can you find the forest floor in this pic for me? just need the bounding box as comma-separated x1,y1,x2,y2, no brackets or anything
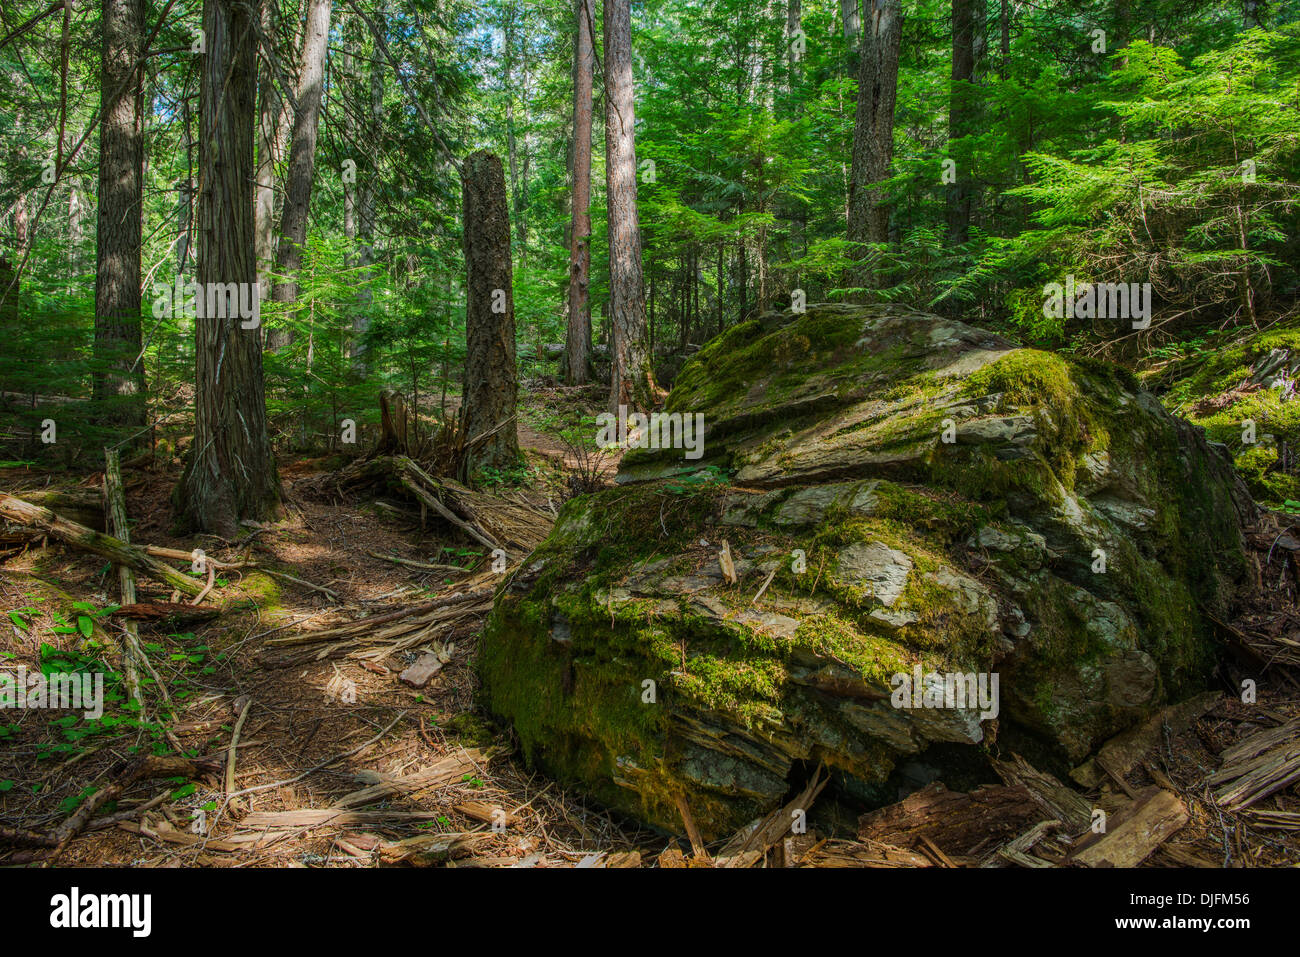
2,384,1300,867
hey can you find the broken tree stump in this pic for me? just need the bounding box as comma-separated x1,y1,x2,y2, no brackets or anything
378,390,411,455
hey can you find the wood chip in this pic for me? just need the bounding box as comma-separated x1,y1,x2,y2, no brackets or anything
455,801,519,827
399,650,446,688
1210,717,1300,811
1071,691,1221,788
716,766,829,866
717,539,737,584
377,832,491,866
1069,788,1188,868
657,844,689,868
333,749,484,809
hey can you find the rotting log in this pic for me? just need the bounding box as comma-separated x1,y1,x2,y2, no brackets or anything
0,492,203,596
109,602,222,624
11,488,104,530
857,782,1042,857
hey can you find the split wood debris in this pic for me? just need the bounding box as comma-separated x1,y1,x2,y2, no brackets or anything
1210,716,1300,811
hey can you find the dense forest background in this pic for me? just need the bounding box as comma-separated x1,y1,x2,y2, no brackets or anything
1,0,1298,503
2,0,1300,873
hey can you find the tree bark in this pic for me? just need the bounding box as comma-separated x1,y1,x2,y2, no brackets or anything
459,151,520,482
93,0,147,433
0,253,16,326
254,0,295,300
788,0,803,87
351,6,384,377
563,0,594,386
175,0,282,536
267,0,333,351
999,0,1010,77
604,0,658,413
378,390,410,455
842,0,860,44
946,0,975,245
847,0,903,295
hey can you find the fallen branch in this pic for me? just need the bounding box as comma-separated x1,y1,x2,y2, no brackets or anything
145,544,337,599
225,698,254,814
257,567,338,600
397,457,501,551
0,492,203,596
367,550,473,574
3,754,219,864
190,556,217,605
103,449,147,708
262,591,487,649
109,602,222,624
715,766,828,867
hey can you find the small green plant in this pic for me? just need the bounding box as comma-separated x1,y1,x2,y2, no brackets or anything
664,465,729,494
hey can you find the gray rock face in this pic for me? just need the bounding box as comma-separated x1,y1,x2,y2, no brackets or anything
834,542,913,606
479,304,1256,837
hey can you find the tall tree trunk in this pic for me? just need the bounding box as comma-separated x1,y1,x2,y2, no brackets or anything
563,0,594,385
738,240,748,320
69,187,86,287
999,0,1010,77
0,253,18,325
787,0,802,89
351,7,384,377
175,0,282,536
842,0,860,43
254,0,294,300
459,152,520,482
847,0,903,296
842,0,860,73
946,0,975,245
503,4,528,257
341,10,357,368
678,256,689,353
177,88,196,273
648,258,656,350
604,0,657,413
93,0,147,433
716,243,724,338
267,0,333,351
788,0,808,260
13,192,30,259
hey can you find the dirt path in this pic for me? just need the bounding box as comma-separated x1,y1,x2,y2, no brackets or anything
0,457,648,867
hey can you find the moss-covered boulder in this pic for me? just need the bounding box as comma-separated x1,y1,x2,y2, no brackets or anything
1148,319,1300,508
479,303,1255,837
